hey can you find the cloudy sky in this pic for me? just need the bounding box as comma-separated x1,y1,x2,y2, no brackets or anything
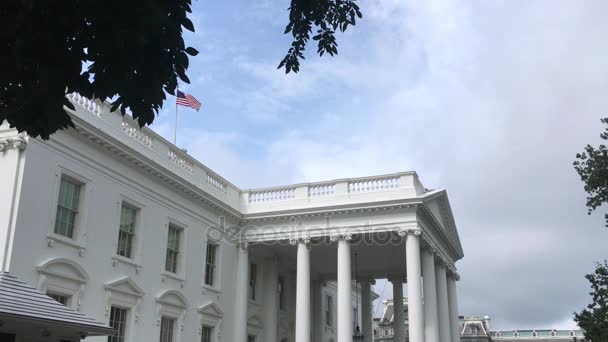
151,0,608,330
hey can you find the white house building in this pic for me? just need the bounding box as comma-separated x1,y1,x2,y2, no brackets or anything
0,94,464,342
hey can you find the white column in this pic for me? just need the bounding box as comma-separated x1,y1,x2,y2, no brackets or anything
389,277,405,342
405,229,424,342
361,279,374,342
263,256,279,342
447,272,461,342
234,243,249,342
435,261,451,342
422,248,440,342
336,235,353,342
293,238,311,342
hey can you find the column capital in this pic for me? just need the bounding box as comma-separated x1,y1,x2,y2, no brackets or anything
397,228,422,237
330,233,352,242
289,237,311,245
424,246,438,255
448,269,460,281
0,134,27,152
359,277,376,286
237,242,249,250
387,275,405,283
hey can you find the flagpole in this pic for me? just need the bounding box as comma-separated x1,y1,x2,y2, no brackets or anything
174,88,178,146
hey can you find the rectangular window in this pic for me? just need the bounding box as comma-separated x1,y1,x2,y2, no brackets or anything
247,336,256,342
325,295,333,326
54,176,81,238
278,276,285,310
201,325,213,342
117,204,137,258
204,242,218,286
249,263,257,300
108,306,128,342
165,225,181,273
47,292,70,306
159,316,175,342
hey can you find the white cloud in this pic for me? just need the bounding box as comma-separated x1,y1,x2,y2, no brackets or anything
173,0,608,330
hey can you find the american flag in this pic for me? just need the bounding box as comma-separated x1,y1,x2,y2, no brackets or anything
176,90,201,111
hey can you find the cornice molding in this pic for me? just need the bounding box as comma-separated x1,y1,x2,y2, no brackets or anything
66,117,243,222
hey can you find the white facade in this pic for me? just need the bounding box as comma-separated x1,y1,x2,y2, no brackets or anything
0,95,464,342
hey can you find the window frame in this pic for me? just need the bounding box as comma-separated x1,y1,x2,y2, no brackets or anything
278,276,285,310
200,325,213,342
249,263,258,301
160,316,176,342
116,202,138,259
165,224,183,274
48,168,92,250
325,294,333,327
204,242,218,287
47,291,71,306
108,306,129,342
54,175,82,239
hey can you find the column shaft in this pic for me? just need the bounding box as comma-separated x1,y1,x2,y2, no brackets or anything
361,280,373,342
447,275,461,342
234,245,249,342
337,239,353,342
435,263,451,342
263,256,279,342
406,231,424,342
391,278,405,342
295,242,311,342
422,249,440,342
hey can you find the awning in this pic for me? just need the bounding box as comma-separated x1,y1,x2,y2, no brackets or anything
0,272,113,336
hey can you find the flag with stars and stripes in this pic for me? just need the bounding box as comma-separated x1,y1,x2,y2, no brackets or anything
176,90,201,111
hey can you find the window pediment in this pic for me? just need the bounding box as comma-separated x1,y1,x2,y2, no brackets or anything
156,290,188,309
198,301,224,319
104,277,145,297
36,258,89,283
247,314,263,329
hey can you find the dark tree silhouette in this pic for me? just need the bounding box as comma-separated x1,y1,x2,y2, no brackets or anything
1,0,362,139
574,118,608,228
574,261,608,341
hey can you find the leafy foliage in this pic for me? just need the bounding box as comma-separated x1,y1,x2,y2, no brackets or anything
574,261,608,341
574,118,608,227
0,0,198,139
278,0,362,73
0,0,362,138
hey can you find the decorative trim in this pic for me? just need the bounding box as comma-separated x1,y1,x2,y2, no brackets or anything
329,233,352,242
397,228,422,237
0,134,27,152
289,237,311,245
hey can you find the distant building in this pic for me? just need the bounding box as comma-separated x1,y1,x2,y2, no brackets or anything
374,300,586,342
462,316,586,341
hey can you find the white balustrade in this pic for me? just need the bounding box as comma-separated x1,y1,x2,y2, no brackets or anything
348,176,400,193
121,121,153,148
167,149,194,174
308,184,335,197
248,188,296,203
207,173,227,192
67,93,102,117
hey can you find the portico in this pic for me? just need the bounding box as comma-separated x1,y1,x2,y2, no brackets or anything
235,173,464,342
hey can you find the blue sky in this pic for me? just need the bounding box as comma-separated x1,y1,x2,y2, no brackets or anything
149,0,608,330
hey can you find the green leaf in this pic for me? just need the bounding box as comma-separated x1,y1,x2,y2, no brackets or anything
185,46,199,56
182,18,195,32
